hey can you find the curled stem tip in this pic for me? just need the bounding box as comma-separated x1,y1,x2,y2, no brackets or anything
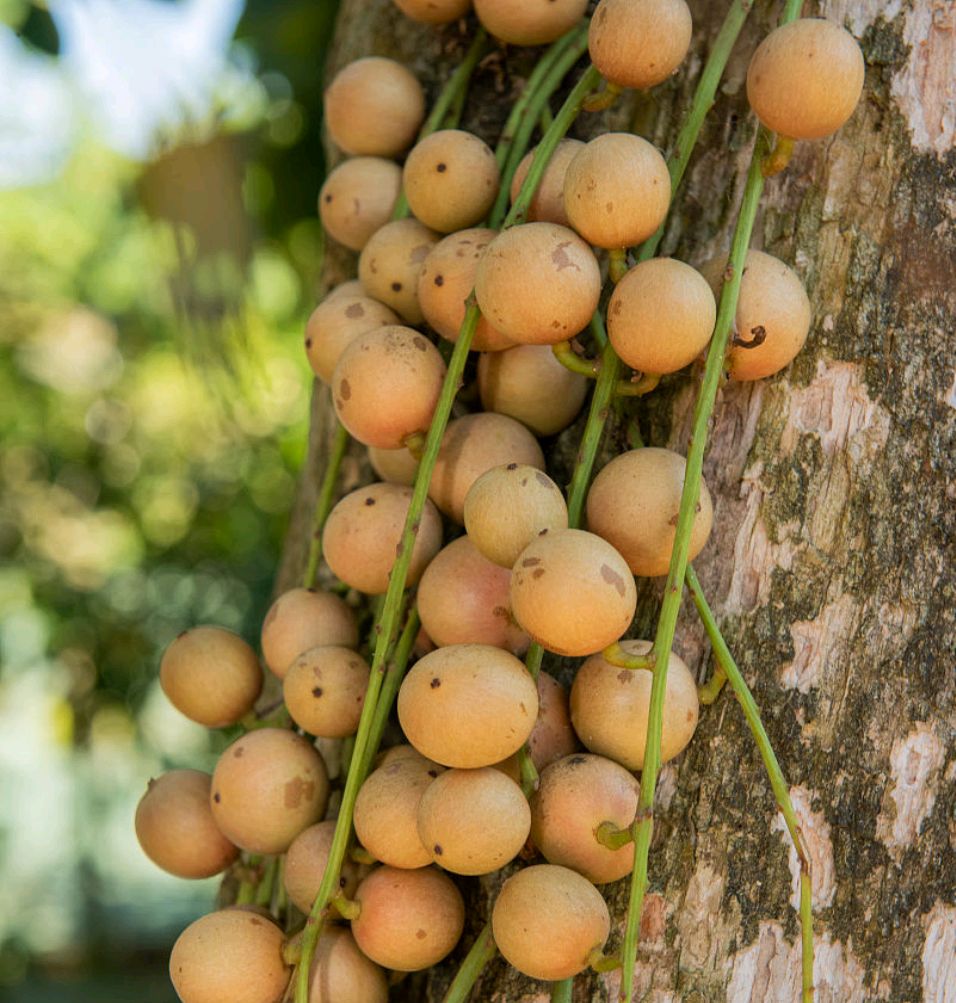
614,372,660,397
582,81,623,113
762,135,795,177
602,641,655,672
552,340,600,378
331,893,361,920
608,247,629,284
595,820,634,851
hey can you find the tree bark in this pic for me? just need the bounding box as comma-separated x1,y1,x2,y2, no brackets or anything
278,1,956,999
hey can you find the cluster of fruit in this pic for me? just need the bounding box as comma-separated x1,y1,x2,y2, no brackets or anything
135,1,864,1000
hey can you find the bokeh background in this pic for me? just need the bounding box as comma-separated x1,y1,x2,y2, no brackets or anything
0,1,340,998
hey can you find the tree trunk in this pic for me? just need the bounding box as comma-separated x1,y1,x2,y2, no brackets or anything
278,1,956,999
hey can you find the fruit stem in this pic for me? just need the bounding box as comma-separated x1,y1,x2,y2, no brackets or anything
762,135,794,177
685,563,814,1000
441,921,498,1003
350,844,376,865
552,340,600,378
621,126,775,1003
359,605,421,778
608,247,628,283
582,81,623,113
566,318,619,527
255,855,279,909
518,745,540,796
503,65,603,229
303,422,350,588
550,978,574,1003
588,948,623,972
292,306,483,1003
595,820,634,851
392,28,491,219
614,372,660,397
601,641,655,672
296,50,602,1003
697,660,728,705
234,854,260,905
330,892,361,920
490,24,588,216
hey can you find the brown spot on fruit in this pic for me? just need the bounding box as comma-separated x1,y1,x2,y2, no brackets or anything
345,302,365,319
416,929,427,940
551,241,581,272
391,281,402,292
339,379,351,401
521,557,542,567
434,844,443,855
532,568,546,579
430,677,442,689
600,563,627,597
436,162,447,173
284,776,315,810
213,791,221,803
413,336,427,352
365,496,376,506
434,274,444,286
312,686,324,698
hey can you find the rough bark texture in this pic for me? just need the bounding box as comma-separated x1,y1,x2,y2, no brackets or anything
277,1,956,999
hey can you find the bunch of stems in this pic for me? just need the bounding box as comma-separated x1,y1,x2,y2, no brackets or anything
617,0,812,997
290,2,816,998
291,32,598,1003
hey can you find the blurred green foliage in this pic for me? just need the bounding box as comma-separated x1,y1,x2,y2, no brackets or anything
0,0,342,993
